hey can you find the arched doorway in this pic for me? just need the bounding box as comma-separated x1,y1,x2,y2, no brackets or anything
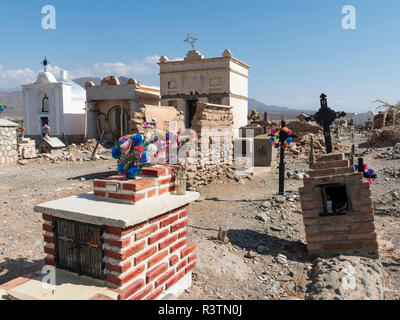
107,106,129,137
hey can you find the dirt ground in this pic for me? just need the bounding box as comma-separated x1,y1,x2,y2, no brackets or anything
0,131,399,300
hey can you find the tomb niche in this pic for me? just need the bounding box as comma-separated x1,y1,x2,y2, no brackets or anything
299,153,379,259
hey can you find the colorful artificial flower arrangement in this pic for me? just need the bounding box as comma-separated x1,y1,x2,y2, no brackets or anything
42,124,50,136
0,104,6,117
111,133,150,179
17,125,26,138
112,130,183,179
248,109,259,121
354,162,376,185
268,125,295,149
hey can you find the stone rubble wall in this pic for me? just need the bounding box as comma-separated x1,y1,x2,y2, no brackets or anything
183,102,234,191
306,255,385,300
0,126,18,165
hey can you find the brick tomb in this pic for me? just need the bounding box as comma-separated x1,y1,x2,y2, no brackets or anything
1,165,199,300
299,153,379,258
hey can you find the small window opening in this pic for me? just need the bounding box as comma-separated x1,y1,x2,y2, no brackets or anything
320,184,348,216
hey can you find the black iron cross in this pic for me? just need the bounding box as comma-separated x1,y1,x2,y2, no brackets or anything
305,94,346,153
42,57,49,72
269,119,298,196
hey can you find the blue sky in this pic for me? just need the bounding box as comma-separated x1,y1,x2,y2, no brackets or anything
1,0,399,112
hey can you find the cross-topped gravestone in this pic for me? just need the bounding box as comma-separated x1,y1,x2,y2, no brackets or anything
305,94,346,153
269,119,298,195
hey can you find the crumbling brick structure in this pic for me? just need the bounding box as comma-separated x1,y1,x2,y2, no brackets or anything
299,153,379,258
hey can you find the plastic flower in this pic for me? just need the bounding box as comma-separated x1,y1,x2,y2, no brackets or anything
286,137,293,144
286,129,292,134
363,163,368,171
147,143,158,155
120,139,132,154
269,137,275,143
368,178,373,185
132,133,143,146
367,169,375,176
270,128,277,135
140,151,150,164
166,132,175,141
117,162,125,175
354,164,359,171
135,146,145,153
126,166,138,179
111,147,121,159
274,143,280,149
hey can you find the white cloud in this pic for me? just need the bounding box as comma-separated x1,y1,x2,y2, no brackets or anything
0,64,36,88
0,55,164,89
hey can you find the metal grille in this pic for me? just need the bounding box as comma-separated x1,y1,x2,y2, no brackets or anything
53,217,105,280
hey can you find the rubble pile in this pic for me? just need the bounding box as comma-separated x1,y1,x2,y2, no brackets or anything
376,143,400,160
17,139,112,165
287,121,323,137
306,256,385,300
286,133,340,159
369,127,400,147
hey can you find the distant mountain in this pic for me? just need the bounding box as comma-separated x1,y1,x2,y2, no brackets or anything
0,90,23,119
248,98,317,120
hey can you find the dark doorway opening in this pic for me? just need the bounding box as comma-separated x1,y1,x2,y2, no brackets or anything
320,184,349,216
186,100,197,128
41,117,49,127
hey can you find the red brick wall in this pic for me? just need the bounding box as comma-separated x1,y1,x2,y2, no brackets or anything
41,204,196,300
103,204,196,300
93,166,176,204
300,153,379,258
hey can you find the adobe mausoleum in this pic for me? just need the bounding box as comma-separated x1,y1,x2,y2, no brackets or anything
159,49,250,131
0,165,199,300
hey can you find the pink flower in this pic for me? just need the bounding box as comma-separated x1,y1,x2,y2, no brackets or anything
286,129,292,134
270,128,277,135
120,139,132,154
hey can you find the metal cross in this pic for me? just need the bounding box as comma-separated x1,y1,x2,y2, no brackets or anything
42,57,49,72
183,34,197,50
305,94,346,153
269,119,298,196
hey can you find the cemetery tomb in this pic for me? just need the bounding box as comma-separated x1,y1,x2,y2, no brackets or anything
0,165,199,300
299,153,379,258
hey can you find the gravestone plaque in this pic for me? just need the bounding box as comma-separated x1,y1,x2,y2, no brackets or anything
254,134,277,168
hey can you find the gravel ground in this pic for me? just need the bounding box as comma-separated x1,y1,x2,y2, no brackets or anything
0,131,399,300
